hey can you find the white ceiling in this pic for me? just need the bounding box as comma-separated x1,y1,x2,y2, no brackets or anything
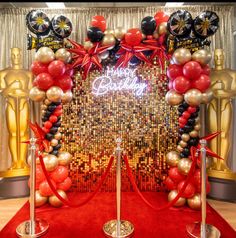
0,2,235,8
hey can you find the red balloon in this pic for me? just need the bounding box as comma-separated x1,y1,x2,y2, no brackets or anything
179,123,185,128
168,167,186,183
48,60,66,77
177,180,196,198
39,180,57,197
165,176,177,190
125,28,142,46
187,106,197,113
173,76,191,94
191,74,211,92
55,75,73,91
64,64,74,77
42,127,50,134
36,165,46,183
49,115,58,123
36,73,54,91
167,64,183,80
53,109,62,117
183,61,202,80
33,79,39,87
196,180,211,194
50,166,69,183
182,111,191,119
168,80,173,90
179,116,187,125
154,11,169,27
31,61,48,76
57,177,72,191
91,15,106,32
44,121,52,129
202,65,210,76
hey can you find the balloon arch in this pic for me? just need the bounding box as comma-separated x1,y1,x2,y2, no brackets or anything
27,9,221,210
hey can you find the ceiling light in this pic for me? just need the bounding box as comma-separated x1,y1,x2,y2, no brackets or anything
46,2,65,8
165,2,184,7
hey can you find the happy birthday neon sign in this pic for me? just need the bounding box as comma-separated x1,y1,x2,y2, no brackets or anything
92,67,147,96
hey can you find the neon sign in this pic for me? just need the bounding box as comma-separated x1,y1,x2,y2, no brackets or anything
92,67,147,96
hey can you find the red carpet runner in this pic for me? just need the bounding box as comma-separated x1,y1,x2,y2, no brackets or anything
1,192,235,238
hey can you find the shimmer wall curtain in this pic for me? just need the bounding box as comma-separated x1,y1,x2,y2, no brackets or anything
0,5,234,170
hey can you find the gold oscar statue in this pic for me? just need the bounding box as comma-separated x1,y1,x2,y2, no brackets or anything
0,48,33,177
207,48,236,180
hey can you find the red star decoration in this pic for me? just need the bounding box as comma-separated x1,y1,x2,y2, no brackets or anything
67,39,112,80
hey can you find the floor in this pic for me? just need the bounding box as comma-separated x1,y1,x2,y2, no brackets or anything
0,197,235,232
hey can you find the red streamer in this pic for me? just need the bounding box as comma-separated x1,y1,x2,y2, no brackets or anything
39,154,114,208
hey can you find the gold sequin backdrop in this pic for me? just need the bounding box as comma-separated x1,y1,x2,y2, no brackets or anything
0,5,234,190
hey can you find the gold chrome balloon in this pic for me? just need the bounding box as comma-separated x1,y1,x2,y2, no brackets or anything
104,28,114,35
184,89,202,106
158,22,167,35
195,117,200,123
45,145,53,153
55,48,71,63
41,104,47,110
168,190,186,207
58,151,72,166
189,130,199,138
62,90,73,104
99,51,109,60
173,48,191,65
49,190,67,207
44,99,51,105
51,139,58,147
84,41,94,51
179,140,188,148
178,158,192,175
181,134,190,142
102,34,116,48
46,86,63,102
177,145,184,153
201,89,214,104
192,49,212,66
166,151,180,167
29,87,46,102
114,27,126,40
54,132,62,140
165,89,184,106
35,47,55,64
43,154,58,172
35,190,48,207
187,193,201,210
194,123,201,131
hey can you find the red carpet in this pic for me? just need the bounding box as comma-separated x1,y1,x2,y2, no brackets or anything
1,192,236,238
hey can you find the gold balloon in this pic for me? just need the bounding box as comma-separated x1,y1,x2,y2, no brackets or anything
58,151,72,166
201,89,214,104
153,31,159,39
173,48,191,65
44,99,51,105
181,134,190,142
177,145,184,153
41,110,46,115
46,86,63,102
184,89,202,106
45,145,53,153
35,190,48,207
168,190,186,207
51,139,58,147
104,28,114,35
35,47,55,64
99,51,109,60
41,104,47,110
179,140,187,148
27,154,40,166
158,22,167,35
166,151,180,167
194,123,201,131
55,48,71,64
178,158,192,175
187,193,201,210
49,190,67,207
114,27,126,40
43,154,58,172
195,117,200,123
84,41,94,51
189,130,199,138
62,90,73,104
192,49,212,66
165,89,184,106
29,87,46,102
54,132,62,140
102,34,116,49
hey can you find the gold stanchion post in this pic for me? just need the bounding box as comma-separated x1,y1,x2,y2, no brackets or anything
16,137,49,237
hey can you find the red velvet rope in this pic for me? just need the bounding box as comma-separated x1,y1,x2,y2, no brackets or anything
39,154,114,208
123,153,197,212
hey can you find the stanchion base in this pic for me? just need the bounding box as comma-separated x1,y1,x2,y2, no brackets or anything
103,219,134,238
16,219,49,237
186,221,221,238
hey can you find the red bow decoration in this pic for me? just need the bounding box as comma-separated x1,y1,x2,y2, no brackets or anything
67,39,112,80
115,41,154,69
22,122,50,152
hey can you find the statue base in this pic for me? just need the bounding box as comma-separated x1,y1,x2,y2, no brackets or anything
0,167,30,178
0,176,30,199
207,176,236,202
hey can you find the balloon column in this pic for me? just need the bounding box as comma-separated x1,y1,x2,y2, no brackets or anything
27,10,73,207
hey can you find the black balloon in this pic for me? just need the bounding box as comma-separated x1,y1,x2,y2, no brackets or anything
50,127,58,134
178,105,185,114
179,128,185,134
180,152,186,158
182,148,190,156
45,133,54,141
53,121,61,127
87,27,104,43
184,125,194,133
52,102,61,106
47,105,57,112
50,150,58,156
182,101,189,109
187,118,195,126
42,117,49,122
129,56,140,66
53,144,61,150
141,16,157,35
45,111,52,117
190,112,199,119
188,138,199,146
